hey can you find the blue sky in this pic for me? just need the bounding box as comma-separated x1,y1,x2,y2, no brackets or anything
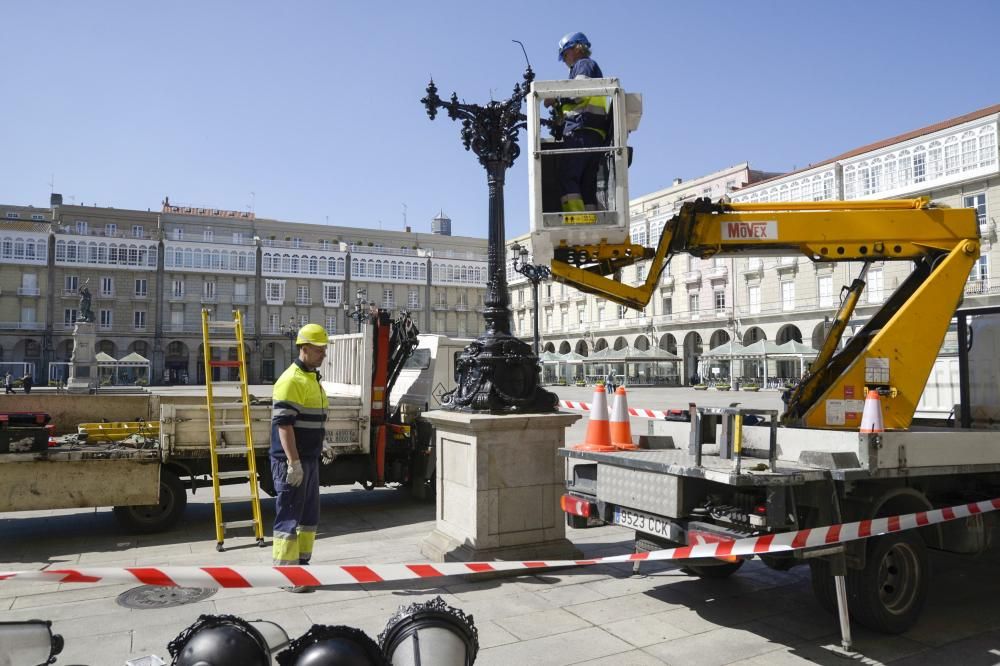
2,1,998,238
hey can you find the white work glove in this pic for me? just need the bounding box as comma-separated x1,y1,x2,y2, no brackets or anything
321,441,336,465
285,461,304,487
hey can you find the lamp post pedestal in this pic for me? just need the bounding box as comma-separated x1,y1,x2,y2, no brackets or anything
420,409,583,562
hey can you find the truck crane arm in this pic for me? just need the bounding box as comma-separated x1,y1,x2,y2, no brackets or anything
549,197,981,430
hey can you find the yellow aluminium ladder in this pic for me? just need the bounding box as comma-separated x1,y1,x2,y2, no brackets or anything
201,308,265,552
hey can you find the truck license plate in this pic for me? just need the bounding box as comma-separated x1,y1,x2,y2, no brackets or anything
613,506,673,539
327,429,357,444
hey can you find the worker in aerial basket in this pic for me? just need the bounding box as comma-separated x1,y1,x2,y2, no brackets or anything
546,31,609,212
270,323,328,591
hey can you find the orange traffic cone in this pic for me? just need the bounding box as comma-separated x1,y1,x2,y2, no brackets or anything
610,386,638,450
859,389,884,433
573,385,615,451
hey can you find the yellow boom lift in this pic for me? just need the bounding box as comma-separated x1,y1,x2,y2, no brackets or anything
526,78,979,432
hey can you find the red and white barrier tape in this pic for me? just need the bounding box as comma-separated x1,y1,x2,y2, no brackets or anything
2,498,997,589
559,399,677,419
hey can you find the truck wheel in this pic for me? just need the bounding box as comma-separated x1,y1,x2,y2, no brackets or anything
681,561,744,579
847,531,929,634
113,469,187,533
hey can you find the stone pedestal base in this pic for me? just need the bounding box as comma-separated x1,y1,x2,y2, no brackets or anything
67,322,97,394
419,410,582,563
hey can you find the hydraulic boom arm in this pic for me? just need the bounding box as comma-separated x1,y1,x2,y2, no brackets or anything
549,197,980,430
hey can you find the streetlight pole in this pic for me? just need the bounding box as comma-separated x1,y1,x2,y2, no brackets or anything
510,242,550,356
422,68,556,414
279,317,297,365
343,288,368,333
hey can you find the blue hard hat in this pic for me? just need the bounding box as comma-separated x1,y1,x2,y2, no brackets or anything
558,31,590,61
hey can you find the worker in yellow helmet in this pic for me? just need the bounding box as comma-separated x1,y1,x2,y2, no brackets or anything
270,323,328,592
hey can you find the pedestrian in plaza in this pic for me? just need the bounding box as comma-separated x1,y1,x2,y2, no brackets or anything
546,31,608,212
21,373,32,395
4,371,14,394
605,368,617,395
270,323,328,592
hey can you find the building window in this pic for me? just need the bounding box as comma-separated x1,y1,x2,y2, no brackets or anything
818,276,833,308
661,296,672,317
971,251,989,280
232,232,243,245
292,237,303,248
913,149,926,183
101,276,114,297
297,285,310,305
172,228,183,240
203,228,214,242
133,310,146,330
964,193,987,233
688,293,700,318
714,290,726,314
325,314,337,334
132,225,145,238
268,313,280,334
5,212,20,219
99,309,113,330
234,282,247,302
203,280,216,299
64,308,78,326
265,280,285,304
408,288,420,308
65,275,79,294
323,283,342,306
31,213,44,221
867,269,884,304
383,288,394,308
781,281,795,311
105,223,117,236
748,285,761,314
75,220,88,234
636,264,645,282
170,310,184,330
135,278,147,297
617,304,627,319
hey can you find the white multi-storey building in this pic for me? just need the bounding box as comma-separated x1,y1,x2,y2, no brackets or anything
0,197,487,384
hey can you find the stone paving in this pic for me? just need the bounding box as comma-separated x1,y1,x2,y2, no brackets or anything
2,387,999,664
3,482,1000,665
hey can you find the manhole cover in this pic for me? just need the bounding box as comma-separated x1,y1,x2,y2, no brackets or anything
117,585,216,609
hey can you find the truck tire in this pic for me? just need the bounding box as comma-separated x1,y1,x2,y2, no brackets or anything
113,469,187,534
847,531,929,634
681,561,744,579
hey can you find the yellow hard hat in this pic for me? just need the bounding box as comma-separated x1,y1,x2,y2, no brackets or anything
295,323,329,346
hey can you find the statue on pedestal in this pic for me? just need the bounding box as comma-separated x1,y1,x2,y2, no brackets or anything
78,280,94,323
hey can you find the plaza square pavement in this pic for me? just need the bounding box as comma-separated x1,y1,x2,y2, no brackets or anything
2,385,999,664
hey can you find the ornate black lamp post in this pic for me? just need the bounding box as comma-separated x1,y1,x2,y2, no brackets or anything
422,69,556,414
510,241,550,356
278,317,297,364
343,288,369,333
